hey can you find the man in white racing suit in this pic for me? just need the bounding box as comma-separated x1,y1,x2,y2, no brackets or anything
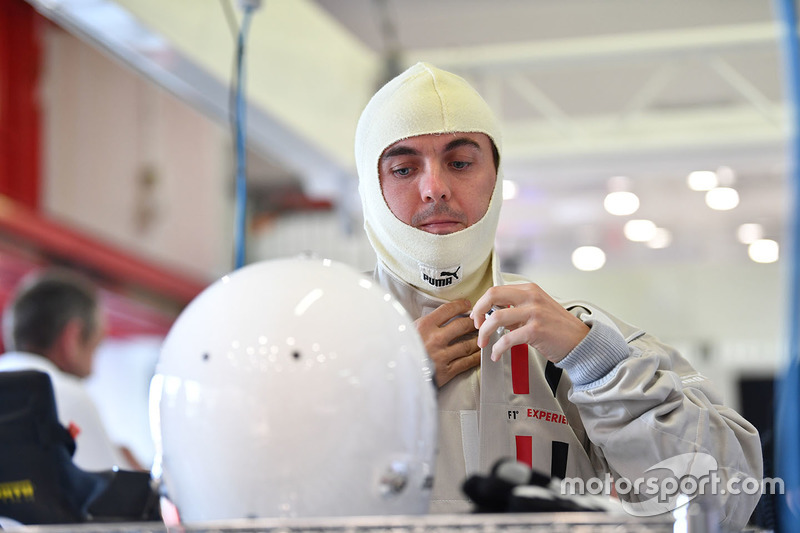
354,62,762,529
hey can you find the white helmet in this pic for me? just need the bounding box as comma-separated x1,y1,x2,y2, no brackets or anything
149,257,437,523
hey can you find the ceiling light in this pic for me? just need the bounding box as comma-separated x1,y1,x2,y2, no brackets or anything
503,180,518,200
604,191,640,216
748,239,779,263
705,187,739,210
572,246,606,271
646,228,672,249
687,170,718,191
737,223,763,244
624,219,657,242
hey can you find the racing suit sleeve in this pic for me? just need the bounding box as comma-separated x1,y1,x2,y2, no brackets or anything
554,304,763,531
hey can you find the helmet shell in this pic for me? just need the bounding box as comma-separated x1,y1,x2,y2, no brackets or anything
150,258,437,522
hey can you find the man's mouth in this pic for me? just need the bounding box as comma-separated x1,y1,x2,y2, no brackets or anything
417,219,466,234
411,204,468,234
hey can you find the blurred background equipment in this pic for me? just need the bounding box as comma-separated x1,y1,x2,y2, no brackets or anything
0,370,160,525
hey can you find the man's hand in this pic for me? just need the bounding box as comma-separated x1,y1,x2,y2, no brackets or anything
415,299,481,388
470,284,589,364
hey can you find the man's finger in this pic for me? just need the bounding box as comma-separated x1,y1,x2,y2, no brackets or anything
448,333,479,357
448,350,481,375
444,316,479,341
436,350,481,387
426,299,472,327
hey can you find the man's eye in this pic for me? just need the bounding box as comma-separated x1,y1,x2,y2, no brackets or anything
451,161,470,170
393,167,412,177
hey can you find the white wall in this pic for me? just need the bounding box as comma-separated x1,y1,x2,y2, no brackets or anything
85,336,162,469
40,25,233,281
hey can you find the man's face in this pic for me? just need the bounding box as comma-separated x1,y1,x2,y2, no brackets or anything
378,132,497,235
72,310,106,378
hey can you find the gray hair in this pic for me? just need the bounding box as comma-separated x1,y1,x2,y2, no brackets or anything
2,269,99,353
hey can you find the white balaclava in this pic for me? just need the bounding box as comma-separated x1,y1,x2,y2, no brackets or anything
355,62,503,301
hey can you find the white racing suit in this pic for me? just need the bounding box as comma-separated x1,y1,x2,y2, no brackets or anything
372,261,763,530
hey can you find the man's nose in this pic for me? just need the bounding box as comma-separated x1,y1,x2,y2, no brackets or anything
420,165,451,202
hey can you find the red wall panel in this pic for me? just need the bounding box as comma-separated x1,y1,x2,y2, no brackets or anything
0,0,41,210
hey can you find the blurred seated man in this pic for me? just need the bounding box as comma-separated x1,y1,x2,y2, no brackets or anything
0,268,135,471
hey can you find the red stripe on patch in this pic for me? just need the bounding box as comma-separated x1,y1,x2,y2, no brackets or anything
511,344,529,394
515,435,533,467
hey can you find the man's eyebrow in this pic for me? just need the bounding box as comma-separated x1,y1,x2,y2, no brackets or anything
444,137,481,153
381,145,421,161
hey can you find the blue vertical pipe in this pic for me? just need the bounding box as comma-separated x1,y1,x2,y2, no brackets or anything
775,0,800,531
233,5,255,270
